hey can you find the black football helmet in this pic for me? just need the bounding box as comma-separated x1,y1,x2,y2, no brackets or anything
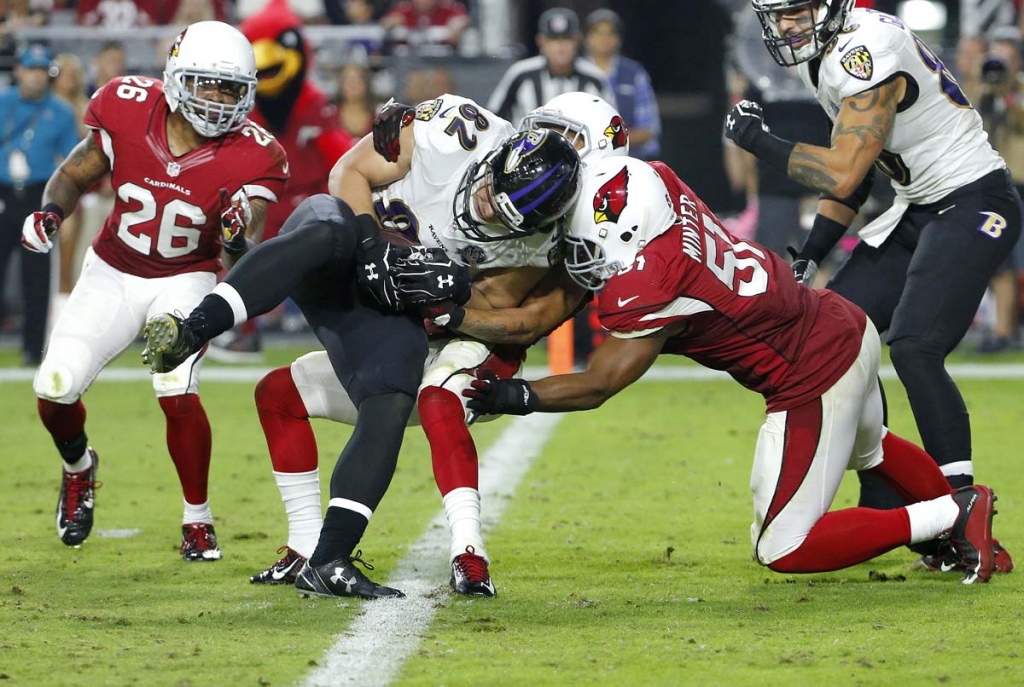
453,129,582,243
753,0,854,66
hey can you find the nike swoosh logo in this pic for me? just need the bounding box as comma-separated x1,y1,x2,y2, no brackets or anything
618,296,640,307
839,40,851,51
937,204,956,215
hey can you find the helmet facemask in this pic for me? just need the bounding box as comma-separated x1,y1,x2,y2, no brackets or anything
165,70,256,138
565,233,625,291
753,0,853,67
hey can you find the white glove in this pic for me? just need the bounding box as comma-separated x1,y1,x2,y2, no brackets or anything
22,210,62,253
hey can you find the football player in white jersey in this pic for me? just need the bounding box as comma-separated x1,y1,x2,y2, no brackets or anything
241,93,628,597
724,0,1018,573
141,96,582,599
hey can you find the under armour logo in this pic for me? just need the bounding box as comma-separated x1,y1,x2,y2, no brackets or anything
364,264,379,281
437,275,454,289
726,115,735,130
330,567,356,594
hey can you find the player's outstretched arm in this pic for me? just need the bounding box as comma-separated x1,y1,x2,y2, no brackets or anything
452,266,588,344
43,133,112,216
464,331,667,415
787,79,903,197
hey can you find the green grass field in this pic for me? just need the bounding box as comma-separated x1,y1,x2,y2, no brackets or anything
2,345,1023,686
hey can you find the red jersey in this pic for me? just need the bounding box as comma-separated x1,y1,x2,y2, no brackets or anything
385,1,468,28
599,162,865,412
84,76,289,278
249,82,352,239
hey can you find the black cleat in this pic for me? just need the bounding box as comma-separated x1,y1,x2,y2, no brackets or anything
250,546,307,584
451,546,496,597
915,538,1013,575
56,448,100,547
947,485,997,584
142,313,200,373
295,550,404,599
181,523,223,561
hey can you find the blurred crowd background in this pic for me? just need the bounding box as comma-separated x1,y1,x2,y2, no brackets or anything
2,0,1024,365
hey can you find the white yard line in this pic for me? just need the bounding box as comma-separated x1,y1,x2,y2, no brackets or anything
301,412,564,687
4,363,1024,384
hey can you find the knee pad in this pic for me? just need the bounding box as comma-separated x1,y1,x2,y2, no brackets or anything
152,354,201,396
34,338,92,403
290,351,360,424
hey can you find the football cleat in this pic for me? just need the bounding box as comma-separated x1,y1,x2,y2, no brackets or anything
915,538,1013,574
946,485,996,584
181,523,223,562
294,550,404,599
142,313,199,374
56,449,100,547
250,546,307,584
450,545,497,597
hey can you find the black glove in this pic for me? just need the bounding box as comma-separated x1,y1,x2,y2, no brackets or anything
373,98,416,163
355,227,407,312
392,247,472,307
724,100,770,151
463,370,539,416
786,246,818,286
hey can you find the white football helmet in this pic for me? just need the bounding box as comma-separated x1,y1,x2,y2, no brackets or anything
519,92,629,165
752,0,855,66
565,157,677,291
164,21,257,138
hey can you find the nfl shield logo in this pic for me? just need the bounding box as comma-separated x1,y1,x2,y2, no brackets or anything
167,161,181,177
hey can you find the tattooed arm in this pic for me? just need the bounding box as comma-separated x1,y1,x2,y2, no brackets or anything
788,78,905,197
43,132,112,215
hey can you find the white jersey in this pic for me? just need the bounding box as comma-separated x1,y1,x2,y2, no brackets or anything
798,9,1005,245
371,93,563,272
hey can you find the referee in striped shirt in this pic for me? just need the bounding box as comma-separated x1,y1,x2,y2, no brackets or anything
488,7,615,125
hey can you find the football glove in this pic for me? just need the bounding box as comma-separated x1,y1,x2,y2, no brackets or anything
21,209,62,253
372,98,416,163
786,247,818,286
724,100,770,152
392,246,472,307
463,369,539,416
356,232,407,312
220,188,252,255
419,300,466,330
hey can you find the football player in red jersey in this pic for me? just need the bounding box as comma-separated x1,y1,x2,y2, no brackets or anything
466,157,1002,585
20,21,289,561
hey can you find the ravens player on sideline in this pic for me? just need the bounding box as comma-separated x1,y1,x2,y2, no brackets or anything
20,21,288,561
241,93,628,597
140,112,582,598
465,155,1001,585
724,0,1017,572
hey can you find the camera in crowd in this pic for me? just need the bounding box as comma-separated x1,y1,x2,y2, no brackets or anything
983,55,1010,85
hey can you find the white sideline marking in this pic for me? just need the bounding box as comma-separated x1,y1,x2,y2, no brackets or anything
301,413,564,687
95,528,142,539
3,363,1024,384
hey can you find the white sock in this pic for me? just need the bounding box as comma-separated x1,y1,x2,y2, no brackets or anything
444,487,487,562
65,448,93,473
905,494,959,543
276,469,322,558
183,499,214,526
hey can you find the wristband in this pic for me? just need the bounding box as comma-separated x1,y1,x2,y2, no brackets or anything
799,215,848,264
750,133,797,176
42,203,65,222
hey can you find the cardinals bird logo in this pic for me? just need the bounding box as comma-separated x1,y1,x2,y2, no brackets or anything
604,115,628,150
593,167,630,224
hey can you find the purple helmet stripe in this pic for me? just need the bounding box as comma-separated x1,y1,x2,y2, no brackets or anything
507,162,561,203
517,169,570,216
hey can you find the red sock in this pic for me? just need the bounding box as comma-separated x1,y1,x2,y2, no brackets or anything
255,367,318,473
159,394,211,505
38,398,87,442
419,386,478,495
866,431,952,503
769,507,911,573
